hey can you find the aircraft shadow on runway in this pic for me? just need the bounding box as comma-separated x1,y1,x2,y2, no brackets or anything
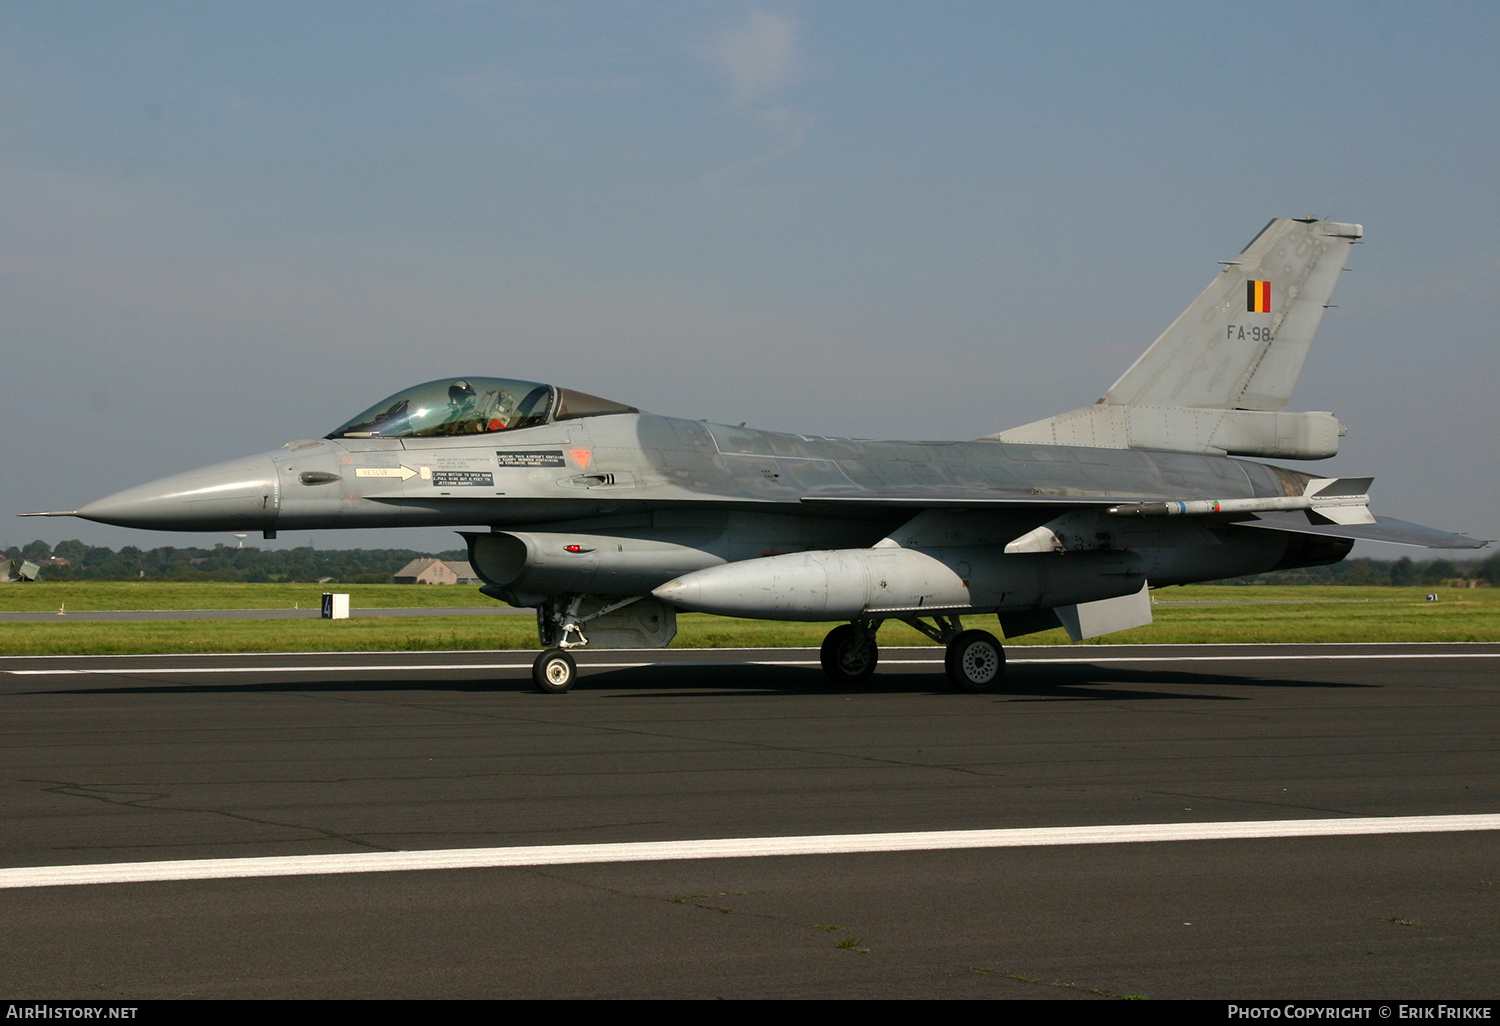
573,661,1370,700
32,659,1371,701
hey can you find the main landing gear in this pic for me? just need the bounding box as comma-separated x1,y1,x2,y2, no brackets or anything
819,623,879,684
819,616,1006,692
943,629,1006,692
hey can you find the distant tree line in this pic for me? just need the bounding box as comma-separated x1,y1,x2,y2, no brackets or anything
5,540,1496,587
1207,553,1498,587
3,540,466,584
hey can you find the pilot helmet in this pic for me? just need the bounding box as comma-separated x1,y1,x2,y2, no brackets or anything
448,379,476,405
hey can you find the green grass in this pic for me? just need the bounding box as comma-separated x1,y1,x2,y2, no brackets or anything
0,582,1495,656
0,582,476,612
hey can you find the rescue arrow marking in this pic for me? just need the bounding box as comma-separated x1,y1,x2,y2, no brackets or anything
354,466,418,480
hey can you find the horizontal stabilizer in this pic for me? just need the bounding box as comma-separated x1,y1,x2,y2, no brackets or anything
1235,512,1488,550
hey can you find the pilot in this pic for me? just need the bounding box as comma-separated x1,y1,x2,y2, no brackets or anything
439,379,481,434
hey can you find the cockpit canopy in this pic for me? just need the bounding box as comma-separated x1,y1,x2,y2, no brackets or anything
327,378,637,439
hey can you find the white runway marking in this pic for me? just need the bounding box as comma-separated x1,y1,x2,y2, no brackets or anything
6,662,653,675
6,650,1495,674
2,815,1497,890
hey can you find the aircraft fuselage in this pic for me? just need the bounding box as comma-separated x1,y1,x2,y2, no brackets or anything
71,411,1341,607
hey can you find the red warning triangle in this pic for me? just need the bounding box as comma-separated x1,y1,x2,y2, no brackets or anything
570,449,592,468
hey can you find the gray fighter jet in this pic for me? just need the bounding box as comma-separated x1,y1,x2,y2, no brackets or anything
24,218,1484,693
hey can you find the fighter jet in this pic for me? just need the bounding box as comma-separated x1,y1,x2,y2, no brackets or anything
24,218,1484,693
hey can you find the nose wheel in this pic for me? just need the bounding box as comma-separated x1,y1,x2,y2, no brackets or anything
532,648,577,694
944,630,1005,692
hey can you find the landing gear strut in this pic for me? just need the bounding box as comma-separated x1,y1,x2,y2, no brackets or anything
531,594,644,695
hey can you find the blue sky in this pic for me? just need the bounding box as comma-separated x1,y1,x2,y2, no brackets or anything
3,1,1496,555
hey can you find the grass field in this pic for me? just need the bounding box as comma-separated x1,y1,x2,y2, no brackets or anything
0,581,1495,655
0,582,473,612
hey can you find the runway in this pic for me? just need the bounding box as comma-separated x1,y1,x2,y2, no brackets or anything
2,643,1497,999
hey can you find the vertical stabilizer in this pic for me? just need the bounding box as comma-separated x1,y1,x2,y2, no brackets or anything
993,218,1362,459
1103,218,1362,412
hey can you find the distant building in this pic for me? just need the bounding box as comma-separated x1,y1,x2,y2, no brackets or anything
394,558,480,585
0,559,41,582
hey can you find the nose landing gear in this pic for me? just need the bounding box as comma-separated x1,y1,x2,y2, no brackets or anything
532,648,578,694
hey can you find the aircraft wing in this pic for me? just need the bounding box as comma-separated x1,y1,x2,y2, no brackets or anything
802,482,1488,551
1230,511,1487,550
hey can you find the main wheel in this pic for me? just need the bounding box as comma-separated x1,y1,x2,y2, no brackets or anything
820,624,879,685
532,648,577,694
944,630,1005,692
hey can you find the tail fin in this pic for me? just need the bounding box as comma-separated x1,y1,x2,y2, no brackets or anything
994,218,1363,459
1104,218,1362,411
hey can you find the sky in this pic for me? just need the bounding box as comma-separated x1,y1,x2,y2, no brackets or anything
3,1,1497,558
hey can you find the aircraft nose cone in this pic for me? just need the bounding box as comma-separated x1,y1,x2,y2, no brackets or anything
75,454,280,532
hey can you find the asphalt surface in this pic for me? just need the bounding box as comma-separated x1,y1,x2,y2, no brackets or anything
2,643,1497,999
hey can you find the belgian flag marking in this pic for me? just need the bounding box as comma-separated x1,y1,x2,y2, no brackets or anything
1247,280,1272,313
